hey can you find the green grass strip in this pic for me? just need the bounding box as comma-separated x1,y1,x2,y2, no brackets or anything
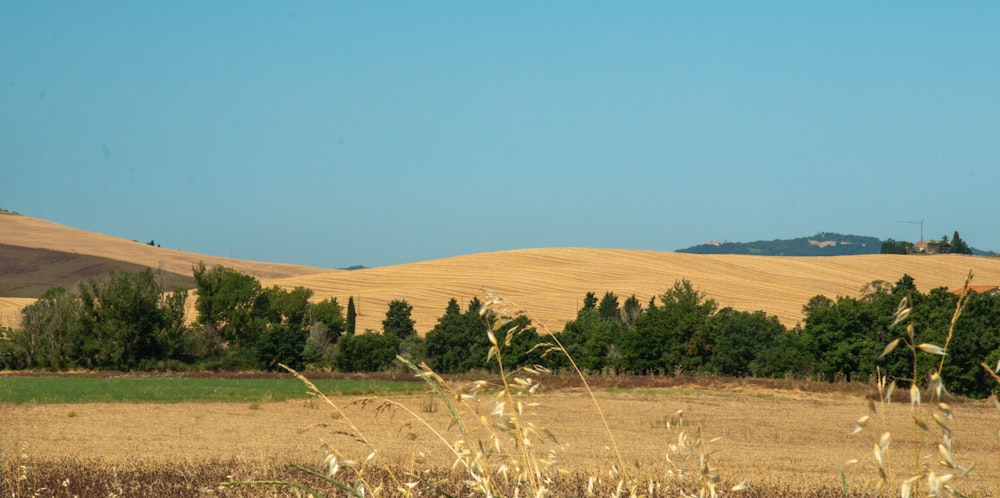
0,376,422,404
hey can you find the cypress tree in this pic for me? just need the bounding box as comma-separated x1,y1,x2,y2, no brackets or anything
346,296,357,336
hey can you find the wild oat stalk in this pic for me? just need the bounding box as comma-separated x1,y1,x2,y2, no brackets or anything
239,290,743,497
481,289,743,498
855,270,975,498
979,361,1000,498
482,288,630,484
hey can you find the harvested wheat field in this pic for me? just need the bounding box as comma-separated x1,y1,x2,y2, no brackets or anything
5,213,1000,333
265,249,1000,333
4,384,1000,497
0,214,330,281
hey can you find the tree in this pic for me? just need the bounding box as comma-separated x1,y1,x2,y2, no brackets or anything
256,322,308,371
927,289,1000,397
271,286,314,326
620,280,717,374
938,234,952,254
383,299,416,340
346,296,357,336
158,288,196,361
950,231,972,255
880,239,913,255
893,274,917,294
705,308,791,377
333,332,400,372
582,292,598,312
424,299,490,373
860,280,892,301
311,298,346,341
798,295,890,382
443,298,461,317
491,315,544,372
78,269,166,370
16,287,83,369
192,263,268,349
598,292,620,321
556,308,621,372
621,294,642,328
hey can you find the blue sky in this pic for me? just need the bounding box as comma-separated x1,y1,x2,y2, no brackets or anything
2,2,998,268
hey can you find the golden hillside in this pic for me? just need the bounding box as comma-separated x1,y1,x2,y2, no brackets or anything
265,248,1000,334
0,214,330,279
4,213,1000,334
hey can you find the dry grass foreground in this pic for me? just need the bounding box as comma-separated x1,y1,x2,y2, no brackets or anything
3,385,1000,496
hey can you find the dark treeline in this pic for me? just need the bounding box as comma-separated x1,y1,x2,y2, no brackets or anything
2,265,999,398
554,277,1000,399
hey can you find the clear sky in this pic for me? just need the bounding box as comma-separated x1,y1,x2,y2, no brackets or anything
2,2,998,268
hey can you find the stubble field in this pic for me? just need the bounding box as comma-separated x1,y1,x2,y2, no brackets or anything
6,213,1000,334
4,377,1000,497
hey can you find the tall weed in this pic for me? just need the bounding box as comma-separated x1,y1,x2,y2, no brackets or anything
225,290,744,497
851,271,976,498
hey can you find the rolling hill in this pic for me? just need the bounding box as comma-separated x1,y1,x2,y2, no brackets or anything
3,213,1000,334
0,243,196,298
0,213,331,328
0,213,330,280
263,249,1000,334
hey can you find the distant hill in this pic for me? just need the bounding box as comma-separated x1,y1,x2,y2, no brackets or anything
677,233,881,256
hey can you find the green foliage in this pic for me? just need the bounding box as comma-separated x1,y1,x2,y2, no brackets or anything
303,297,347,366
3,275,202,371
4,264,344,373
559,283,804,378
621,279,718,374
0,376,419,404
936,289,1000,396
678,232,881,256
424,298,490,373
270,286,314,326
705,308,792,377
255,323,308,371
192,263,268,349
345,296,357,336
424,298,543,374
14,287,83,369
950,230,972,255
6,260,998,398
382,299,415,340
880,238,912,254
799,274,1000,397
487,314,543,372
555,307,622,372
311,297,345,339
893,274,916,294
333,332,401,372
597,291,620,321
191,265,322,371
0,325,17,368
156,288,202,362
621,293,642,328
799,295,889,382
77,269,167,370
